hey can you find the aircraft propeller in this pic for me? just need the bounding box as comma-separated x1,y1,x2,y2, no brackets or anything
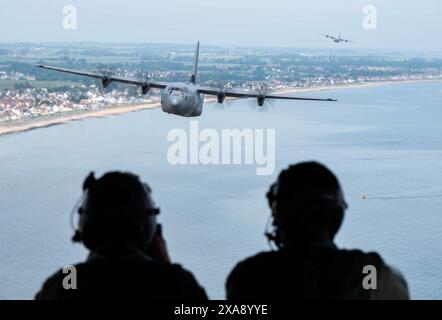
96,64,116,92
213,80,235,110
140,71,153,95
247,82,276,112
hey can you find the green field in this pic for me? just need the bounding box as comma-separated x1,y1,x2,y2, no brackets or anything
0,54,142,64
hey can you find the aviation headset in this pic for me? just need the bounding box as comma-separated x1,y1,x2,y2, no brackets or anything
71,172,160,250
265,171,348,249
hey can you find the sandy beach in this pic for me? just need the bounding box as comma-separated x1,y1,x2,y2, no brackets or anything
1,79,441,136
0,101,161,136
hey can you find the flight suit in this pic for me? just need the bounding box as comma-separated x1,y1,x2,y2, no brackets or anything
226,243,409,300
36,252,208,300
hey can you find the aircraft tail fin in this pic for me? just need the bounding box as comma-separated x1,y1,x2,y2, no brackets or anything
190,41,199,84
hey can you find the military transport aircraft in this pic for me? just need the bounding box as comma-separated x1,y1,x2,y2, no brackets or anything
320,33,355,44
35,42,336,117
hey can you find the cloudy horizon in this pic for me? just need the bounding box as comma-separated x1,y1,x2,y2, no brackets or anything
0,0,441,52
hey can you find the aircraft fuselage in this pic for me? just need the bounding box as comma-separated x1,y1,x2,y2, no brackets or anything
161,83,204,117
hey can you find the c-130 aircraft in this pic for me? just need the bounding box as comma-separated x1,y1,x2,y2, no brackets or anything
36,42,336,117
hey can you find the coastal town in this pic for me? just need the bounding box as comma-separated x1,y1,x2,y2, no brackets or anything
1,43,442,124
0,84,158,122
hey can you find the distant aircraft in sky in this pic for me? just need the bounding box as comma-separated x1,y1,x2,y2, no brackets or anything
36,42,336,118
320,33,355,44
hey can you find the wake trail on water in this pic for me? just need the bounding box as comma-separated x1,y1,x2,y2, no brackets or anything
356,190,442,201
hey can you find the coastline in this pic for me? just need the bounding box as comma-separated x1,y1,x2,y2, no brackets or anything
1,78,441,136
0,101,161,136
276,78,442,95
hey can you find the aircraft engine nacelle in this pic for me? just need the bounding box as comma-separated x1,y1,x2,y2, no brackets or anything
257,94,265,107
141,83,151,95
217,91,226,103
101,76,112,88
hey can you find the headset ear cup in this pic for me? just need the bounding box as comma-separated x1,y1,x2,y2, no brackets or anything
70,193,87,243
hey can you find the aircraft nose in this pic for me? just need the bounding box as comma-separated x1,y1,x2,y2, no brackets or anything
169,96,182,107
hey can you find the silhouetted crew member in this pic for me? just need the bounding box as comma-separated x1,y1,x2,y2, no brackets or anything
36,172,207,300
226,162,409,300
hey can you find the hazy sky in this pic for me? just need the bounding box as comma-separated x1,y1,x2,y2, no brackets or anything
1,0,441,51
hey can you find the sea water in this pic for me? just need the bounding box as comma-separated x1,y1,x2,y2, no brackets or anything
0,82,441,299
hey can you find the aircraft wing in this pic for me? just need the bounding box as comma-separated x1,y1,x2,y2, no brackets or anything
196,86,337,102
320,33,334,40
343,39,355,43
34,65,169,89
